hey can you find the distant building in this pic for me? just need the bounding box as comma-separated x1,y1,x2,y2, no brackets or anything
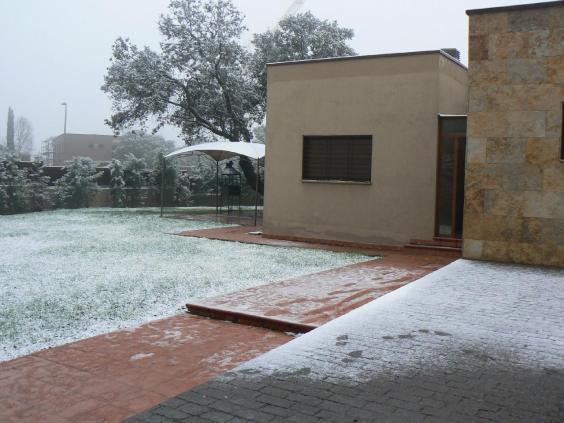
50,134,116,165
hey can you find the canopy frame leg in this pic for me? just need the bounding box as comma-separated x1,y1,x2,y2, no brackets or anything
254,158,259,227
215,160,219,214
160,156,166,217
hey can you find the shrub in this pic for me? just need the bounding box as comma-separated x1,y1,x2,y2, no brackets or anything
56,158,98,208
153,152,177,207
0,154,28,214
175,173,192,205
124,154,146,207
27,160,52,212
109,159,126,207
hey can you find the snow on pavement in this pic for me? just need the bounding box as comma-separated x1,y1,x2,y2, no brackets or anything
224,259,563,382
132,259,563,422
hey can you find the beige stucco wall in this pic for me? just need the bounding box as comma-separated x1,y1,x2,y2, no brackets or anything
463,3,564,266
264,52,468,245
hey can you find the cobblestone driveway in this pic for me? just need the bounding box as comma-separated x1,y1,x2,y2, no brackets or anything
128,260,564,422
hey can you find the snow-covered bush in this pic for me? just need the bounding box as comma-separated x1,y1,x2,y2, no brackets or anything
109,159,126,207
56,157,98,208
27,160,52,212
0,154,28,214
124,154,146,207
175,173,192,205
152,152,177,206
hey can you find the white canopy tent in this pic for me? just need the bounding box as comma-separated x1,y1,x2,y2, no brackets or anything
165,141,265,161
162,141,265,225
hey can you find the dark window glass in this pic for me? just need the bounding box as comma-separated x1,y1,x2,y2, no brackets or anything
561,103,563,161
440,117,466,133
302,136,372,182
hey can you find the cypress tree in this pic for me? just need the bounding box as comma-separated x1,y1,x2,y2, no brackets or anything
6,107,15,152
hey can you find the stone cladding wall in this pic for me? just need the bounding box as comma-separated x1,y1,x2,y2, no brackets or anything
464,3,564,266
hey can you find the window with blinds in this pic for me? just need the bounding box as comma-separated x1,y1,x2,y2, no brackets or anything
302,136,372,182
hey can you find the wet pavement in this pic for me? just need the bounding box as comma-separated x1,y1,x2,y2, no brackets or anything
0,316,290,422
186,253,453,327
128,260,564,422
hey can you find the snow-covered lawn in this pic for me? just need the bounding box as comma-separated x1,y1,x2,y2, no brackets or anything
0,208,369,361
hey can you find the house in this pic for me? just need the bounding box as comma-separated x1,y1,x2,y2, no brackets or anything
263,50,468,247
50,133,115,165
263,0,563,267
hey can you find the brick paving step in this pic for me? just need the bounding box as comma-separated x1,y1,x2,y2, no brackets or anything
405,238,462,254
186,302,317,333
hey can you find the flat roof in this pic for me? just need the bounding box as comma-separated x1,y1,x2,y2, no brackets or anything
266,50,467,71
467,0,564,15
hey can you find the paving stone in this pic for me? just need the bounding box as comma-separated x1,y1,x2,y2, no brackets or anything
201,410,233,423
256,393,294,408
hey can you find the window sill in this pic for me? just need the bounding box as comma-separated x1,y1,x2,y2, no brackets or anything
301,179,371,185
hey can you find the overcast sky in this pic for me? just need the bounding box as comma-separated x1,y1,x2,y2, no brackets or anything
0,0,534,151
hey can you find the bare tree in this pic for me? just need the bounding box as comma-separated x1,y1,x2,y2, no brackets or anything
14,117,33,157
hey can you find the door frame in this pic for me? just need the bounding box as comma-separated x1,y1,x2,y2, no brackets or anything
434,116,467,240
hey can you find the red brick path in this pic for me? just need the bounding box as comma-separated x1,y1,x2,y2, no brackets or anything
0,316,290,422
187,253,454,327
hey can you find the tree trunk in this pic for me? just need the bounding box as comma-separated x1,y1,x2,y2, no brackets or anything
239,155,264,195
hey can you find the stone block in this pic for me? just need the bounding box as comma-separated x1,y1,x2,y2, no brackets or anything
468,112,502,138
500,164,543,192
469,35,490,61
507,111,546,137
486,84,562,112
486,137,526,163
466,138,486,163
543,165,564,192
519,242,564,267
482,241,564,265
507,59,547,84
522,217,544,243
549,5,564,28
546,219,564,246
489,32,529,59
547,56,564,83
464,188,484,215
462,239,483,259
522,191,564,219
469,111,545,138
525,138,560,165
468,60,507,86
484,189,524,216
469,13,508,35
468,86,489,113
548,28,564,56
528,30,550,58
523,217,564,246
479,214,524,241
462,213,483,239
465,164,502,190
545,109,563,138
482,240,511,262
508,8,551,32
